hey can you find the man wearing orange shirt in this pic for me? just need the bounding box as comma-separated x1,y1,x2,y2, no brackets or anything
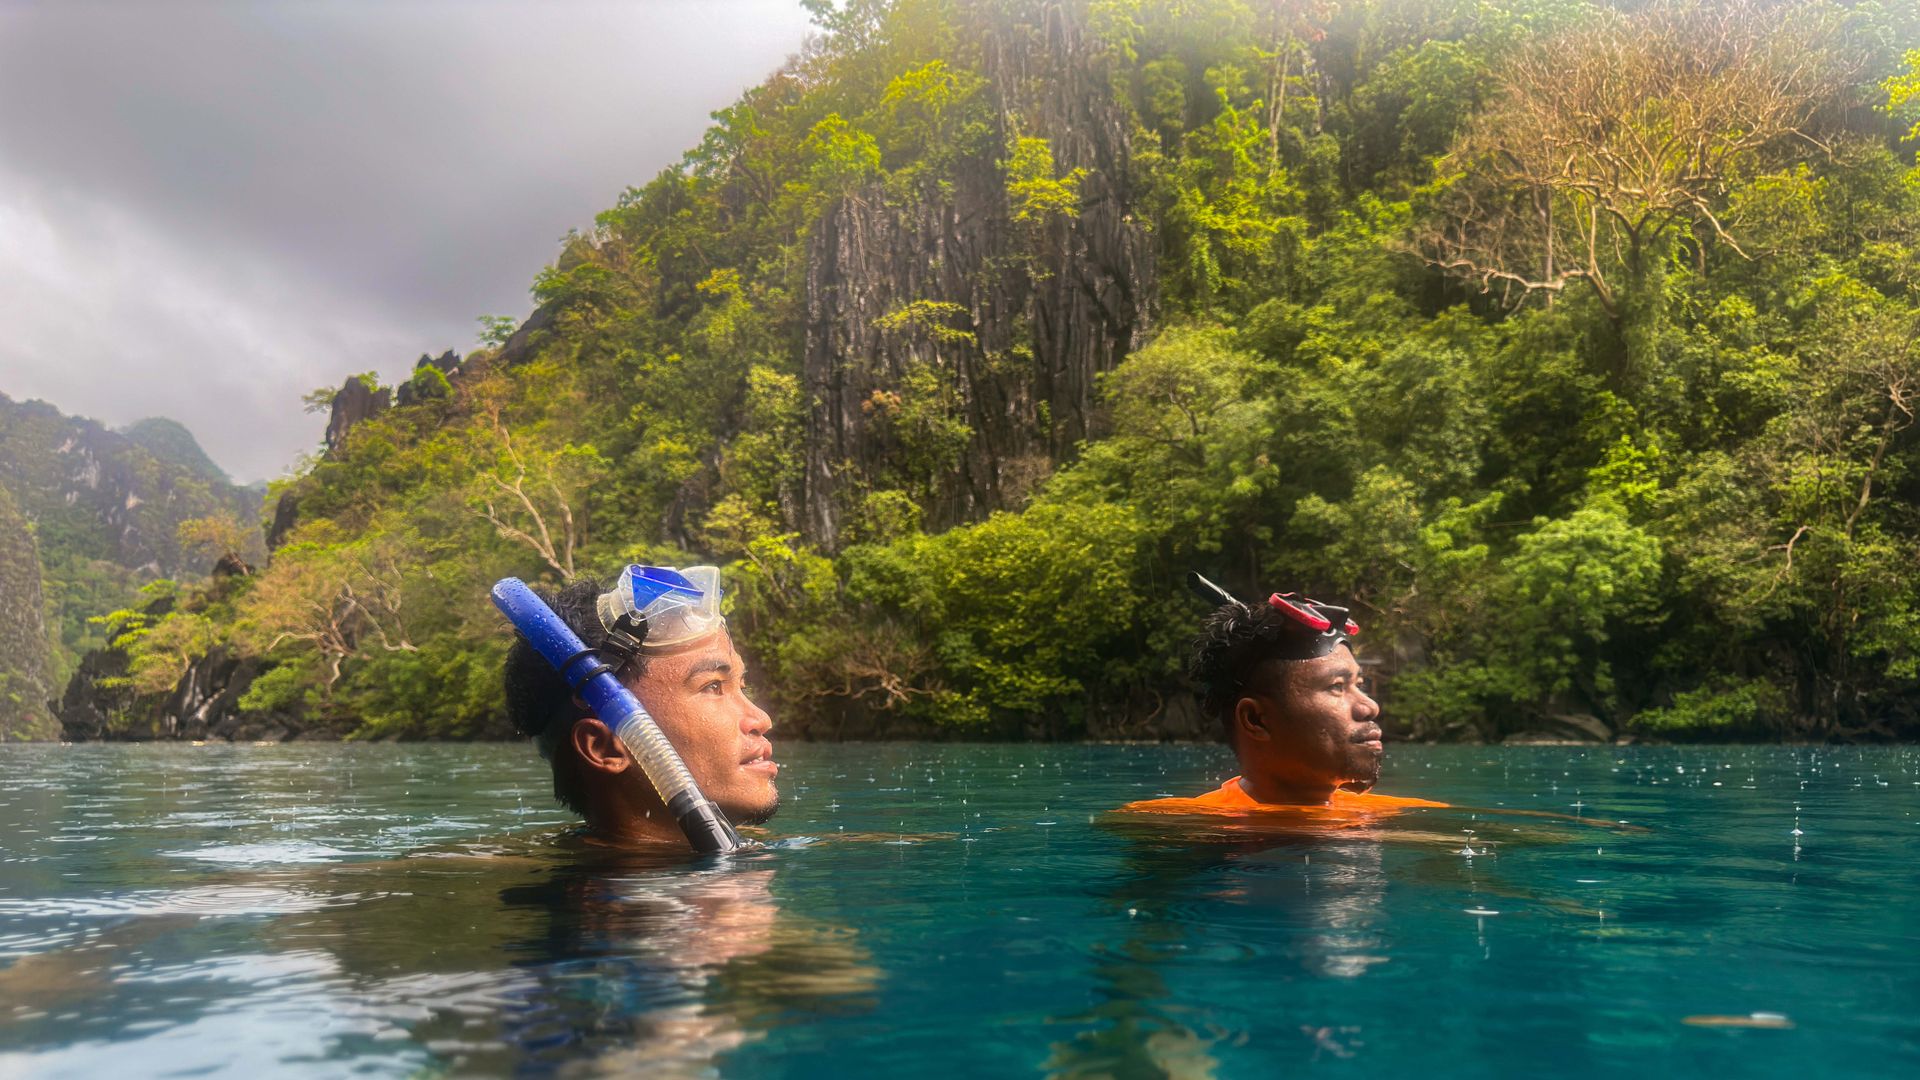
1119,575,1444,816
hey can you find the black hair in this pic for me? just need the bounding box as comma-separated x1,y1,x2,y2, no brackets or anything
1189,601,1312,743
502,575,648,815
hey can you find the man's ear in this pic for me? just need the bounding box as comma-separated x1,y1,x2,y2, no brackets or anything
570,717,633,774
1233,695,1273,743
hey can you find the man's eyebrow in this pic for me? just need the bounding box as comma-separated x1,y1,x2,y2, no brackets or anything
682,658,733,681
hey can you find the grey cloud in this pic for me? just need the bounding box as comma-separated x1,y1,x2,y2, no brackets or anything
0,0,814,481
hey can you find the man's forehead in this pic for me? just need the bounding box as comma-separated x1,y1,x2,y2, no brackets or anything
644,632,741,678
1315,644,1362,675
1255,644,1359,683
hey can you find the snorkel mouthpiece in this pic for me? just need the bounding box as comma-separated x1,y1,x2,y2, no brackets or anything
491,577,742,854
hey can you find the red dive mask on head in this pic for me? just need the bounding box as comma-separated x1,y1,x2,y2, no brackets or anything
1264,592,1360,658
1186,572,1360,659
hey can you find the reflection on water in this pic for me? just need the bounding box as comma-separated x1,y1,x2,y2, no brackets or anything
1,743,1917,1078
0,836,879,1077
1046,832,1395,1079
0,746,880,1077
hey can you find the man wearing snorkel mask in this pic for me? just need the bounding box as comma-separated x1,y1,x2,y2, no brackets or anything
1119,575,1444,814
502,566,779,845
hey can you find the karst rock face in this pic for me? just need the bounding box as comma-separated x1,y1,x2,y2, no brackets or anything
268,372,395,552
0,394,257,578
800,5,1155,548
0,483,55,741
396,350,464,407
323,377,393,456
58,629,314,743
267,353,471,550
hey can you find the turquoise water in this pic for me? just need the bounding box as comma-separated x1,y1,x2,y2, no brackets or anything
0,743,1915,1077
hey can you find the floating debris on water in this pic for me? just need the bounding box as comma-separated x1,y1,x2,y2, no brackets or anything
1682,1013,1794,1029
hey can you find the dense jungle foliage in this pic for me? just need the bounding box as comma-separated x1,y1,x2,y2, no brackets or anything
80,0,1920,742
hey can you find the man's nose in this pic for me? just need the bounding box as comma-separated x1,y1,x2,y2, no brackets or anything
743,696,773,736
1354,687,1380,722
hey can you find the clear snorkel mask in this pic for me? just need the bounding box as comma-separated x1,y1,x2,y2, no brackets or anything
595,564,726,662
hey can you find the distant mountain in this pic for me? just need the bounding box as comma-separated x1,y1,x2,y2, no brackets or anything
120,416,231,486
0,393,264,696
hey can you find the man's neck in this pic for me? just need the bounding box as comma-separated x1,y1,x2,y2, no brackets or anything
585,800,686,847
1237,773,1339,807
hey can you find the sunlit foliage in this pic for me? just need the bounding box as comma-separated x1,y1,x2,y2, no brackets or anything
91,0,1920,742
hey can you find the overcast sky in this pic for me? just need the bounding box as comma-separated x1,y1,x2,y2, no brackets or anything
0,0,815,483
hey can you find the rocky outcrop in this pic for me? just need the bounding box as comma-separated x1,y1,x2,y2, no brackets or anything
799,3,1154,547
0,483,56,740
0,394,262,736
498,300,561,367
396,350,464,407
53,640,137,741
56,581,328,742
264,491,301,551
58,641,316,742
323,377,392,456
158,646,315,741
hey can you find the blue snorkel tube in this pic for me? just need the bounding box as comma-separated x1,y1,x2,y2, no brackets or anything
492,578,744,854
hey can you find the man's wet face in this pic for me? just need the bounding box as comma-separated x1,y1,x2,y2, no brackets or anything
628,631,779,825
1250,645,1383,791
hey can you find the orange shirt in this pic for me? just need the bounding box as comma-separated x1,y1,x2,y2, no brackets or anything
1116,776,1447,816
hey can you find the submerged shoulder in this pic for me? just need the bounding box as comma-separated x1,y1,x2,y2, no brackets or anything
1115,778,1448,815
1333,790,1449,810
1115,777,1254,815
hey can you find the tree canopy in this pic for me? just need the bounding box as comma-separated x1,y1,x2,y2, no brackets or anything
70,0,1920,743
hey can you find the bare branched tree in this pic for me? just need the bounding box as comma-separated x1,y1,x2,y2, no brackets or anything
341,537,417,655
469,403,602,582
241,532,418,694
1419,0,1855,324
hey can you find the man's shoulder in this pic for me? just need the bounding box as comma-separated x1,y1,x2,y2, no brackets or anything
1115,778,1448,815
1115,777,1251,815
1332,790,1449,810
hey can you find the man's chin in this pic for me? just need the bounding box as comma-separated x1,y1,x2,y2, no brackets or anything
727,790,780,827
1340,753,1383,793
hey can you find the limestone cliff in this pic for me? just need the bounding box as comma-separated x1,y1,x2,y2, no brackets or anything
0,394,261,578
55,577,326,743
799,7,1155,548
0,483,55,740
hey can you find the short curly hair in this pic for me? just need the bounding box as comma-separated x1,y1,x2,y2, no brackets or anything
1189,601,1316,743
502,574,648,815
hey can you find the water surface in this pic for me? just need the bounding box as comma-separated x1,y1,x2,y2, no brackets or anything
0,742,1915,1077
